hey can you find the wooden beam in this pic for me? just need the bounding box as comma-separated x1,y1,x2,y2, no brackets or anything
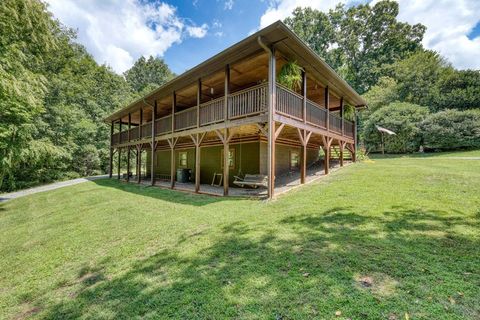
302,70,307,124
128,113,131,142
255,123,268,136
151,101,157,185
325,86,330,132
137,144,142,183
223,128,230,196
109,121,114,178
189,133,205,193
139,108,143,139
323,137,333,175
340,97,344,136
172,91,176,134
126,146,131,182
267,47,276,199
197,78,201,128
274,123,285,140
224,64,230,121
339,141,346,167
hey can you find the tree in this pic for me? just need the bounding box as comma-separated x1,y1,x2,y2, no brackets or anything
284,0,425,93
124,56,175,94
433,69,480,111
421,109,480,150
363,102,429,153
362,76,399,112
0,0,58,190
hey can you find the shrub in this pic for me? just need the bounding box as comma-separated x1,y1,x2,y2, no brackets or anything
363,102,430,153
421,109,480,150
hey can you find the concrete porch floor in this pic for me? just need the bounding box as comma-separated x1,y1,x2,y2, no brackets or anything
119,160,349,198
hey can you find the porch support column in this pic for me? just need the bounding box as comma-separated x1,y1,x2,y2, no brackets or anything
215,129,233,196
224,65,230,121
137,144,142,184
325,86,330,131
167,137,178,189
190,133,205,193
117,120,122,179
322,136,333,175
267,47,276,199
109,121,114,178
297,129,312,184
339,141,346,167
302,70,307,123
353,110,358,162
340,97,344,136
197,79,201,127
126,114,131,182
139,109,143,140
150,101,157,186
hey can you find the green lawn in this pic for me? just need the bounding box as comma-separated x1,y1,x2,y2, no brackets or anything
1,154,479,319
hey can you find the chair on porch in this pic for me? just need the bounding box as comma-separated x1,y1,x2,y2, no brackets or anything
233,174,268,189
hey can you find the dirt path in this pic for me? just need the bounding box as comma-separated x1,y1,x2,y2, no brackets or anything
0,175,108,202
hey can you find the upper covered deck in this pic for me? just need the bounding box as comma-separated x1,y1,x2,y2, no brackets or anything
106,21,366,147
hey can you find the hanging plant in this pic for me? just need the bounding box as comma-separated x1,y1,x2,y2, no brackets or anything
277,60,303,91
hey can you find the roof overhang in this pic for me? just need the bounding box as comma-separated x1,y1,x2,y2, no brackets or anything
105,21,367,123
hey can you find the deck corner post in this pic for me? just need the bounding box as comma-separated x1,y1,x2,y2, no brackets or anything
109,121,114,178
151,101,157,186
195,141,201,193
302,70,307,124
223,129,229,196
325,86,330,131
126,146,131,182
197,78,201,128
340,141,345,167
267,46,276,199
137,144,142,184
224,64,230,121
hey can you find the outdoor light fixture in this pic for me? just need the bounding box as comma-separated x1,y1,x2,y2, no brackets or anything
210,87,214,95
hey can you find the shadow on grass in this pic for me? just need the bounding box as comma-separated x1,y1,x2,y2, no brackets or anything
40,206,480,319
91,178,238,207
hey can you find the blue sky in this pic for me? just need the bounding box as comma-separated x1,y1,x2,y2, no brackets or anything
46,0,480,74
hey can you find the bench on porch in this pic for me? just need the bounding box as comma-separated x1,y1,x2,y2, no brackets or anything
233,174,268,189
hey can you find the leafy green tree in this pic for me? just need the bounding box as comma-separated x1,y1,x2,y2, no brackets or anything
421,109,480,150
389,50,448,108
0,0,58,190
363,102,429,153
284,0,425,93
362,76,399,112
124,56,175,94
433,69,480,111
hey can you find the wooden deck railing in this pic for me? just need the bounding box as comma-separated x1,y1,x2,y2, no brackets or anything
329,113,342,134
276,84,303,120
200,98,224,125
175,108,197,131
229,83,267,118
306,100,327,128
345,120,354,138
112,82,355,146
156,115,172,134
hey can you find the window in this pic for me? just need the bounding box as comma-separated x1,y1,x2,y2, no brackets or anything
221,148,235,169
179,151,188,167
290,151,299,169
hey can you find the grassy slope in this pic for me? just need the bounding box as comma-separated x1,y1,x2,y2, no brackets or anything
0,155,479,319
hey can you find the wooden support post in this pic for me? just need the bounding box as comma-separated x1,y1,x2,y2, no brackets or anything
139,108,143,139
151,101,157,186
224,64,230,121
353,111,358,162
197,78,201,127
223,130,229,196
322,136,333,175
340,97,344,136
297,129,312,184
267,47,276,199
172,92,176,133
117,121,122,179
339,141,345,167
190,133,205,193
325,86,330,131
109,121,114,178
126,147,131,182
137,145,142,184
302,70,307,123
168,137,178,189
128,113,131,142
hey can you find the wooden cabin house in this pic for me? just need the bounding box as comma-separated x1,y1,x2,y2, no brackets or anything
104,21,366,199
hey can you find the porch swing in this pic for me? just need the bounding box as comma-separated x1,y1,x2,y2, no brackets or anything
233,142,268,189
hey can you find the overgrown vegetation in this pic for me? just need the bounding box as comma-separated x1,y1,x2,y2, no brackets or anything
0,0,174,191
1,153,479,319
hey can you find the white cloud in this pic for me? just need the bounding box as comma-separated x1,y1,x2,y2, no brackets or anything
259,0,480,69
224,0,234,10
46,0,208,74
186,23,208,38
259,0,344,28
389,0,480,70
